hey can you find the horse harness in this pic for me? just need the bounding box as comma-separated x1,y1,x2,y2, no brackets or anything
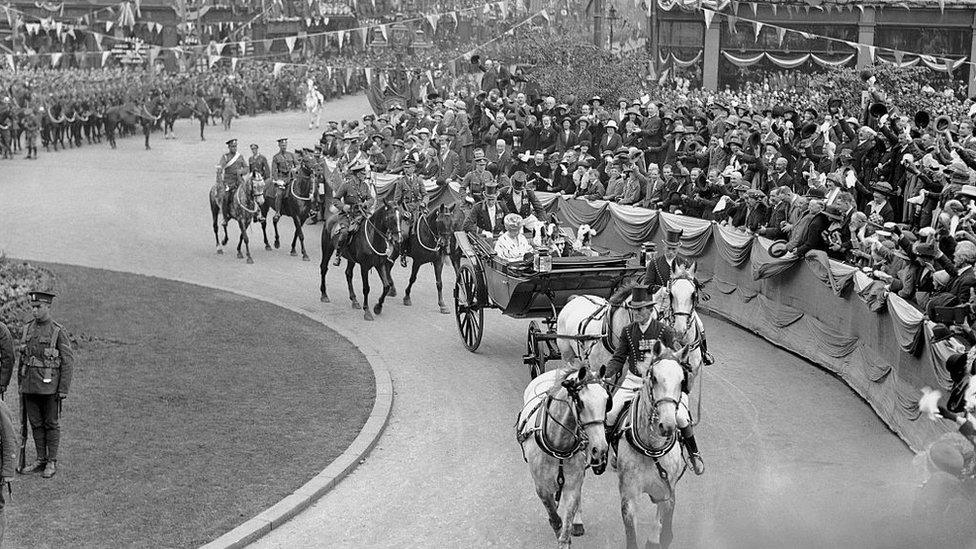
574,295,621,359
516,376,608,502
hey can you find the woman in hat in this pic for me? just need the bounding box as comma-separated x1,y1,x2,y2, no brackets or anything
864,181,895,225
494,213,535,261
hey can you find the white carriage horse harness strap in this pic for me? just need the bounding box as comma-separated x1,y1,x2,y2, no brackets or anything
575,295,618,357
664,272,707,427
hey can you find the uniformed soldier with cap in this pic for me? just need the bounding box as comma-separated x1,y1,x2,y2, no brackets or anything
17,290,73,479
271,138,299,221
332,157,375,265
216,139,248,225
392,154,429,267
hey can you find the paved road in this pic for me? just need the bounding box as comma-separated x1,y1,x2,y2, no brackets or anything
0,95,917,549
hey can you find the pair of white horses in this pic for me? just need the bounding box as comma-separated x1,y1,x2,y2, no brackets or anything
517,263,705,548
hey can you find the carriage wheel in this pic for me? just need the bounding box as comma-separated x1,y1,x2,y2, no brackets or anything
454,263,484,352
525,321,546,379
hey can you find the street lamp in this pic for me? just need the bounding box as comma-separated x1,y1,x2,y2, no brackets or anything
607,3,619,51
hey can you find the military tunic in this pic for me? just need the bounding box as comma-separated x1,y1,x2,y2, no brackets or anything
272,151,299,182
217,151,247,189
393,174,427,215
461,169,493,202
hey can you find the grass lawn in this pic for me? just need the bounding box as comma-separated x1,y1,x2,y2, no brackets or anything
4,263,374,548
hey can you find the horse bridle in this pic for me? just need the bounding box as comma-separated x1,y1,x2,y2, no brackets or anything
364,206,397,261
551,376,610,441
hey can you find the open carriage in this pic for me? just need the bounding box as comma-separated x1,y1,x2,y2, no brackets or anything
453,231,644,377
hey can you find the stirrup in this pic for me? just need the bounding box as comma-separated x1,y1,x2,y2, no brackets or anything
703,351,715,365
686,452,705,475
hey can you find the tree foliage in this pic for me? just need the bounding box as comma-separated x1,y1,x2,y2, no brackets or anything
514,34,648,106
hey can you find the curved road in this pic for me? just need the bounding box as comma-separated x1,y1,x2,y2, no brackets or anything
0,95,915,548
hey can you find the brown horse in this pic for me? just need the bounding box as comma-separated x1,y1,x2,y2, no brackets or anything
259,156,315,260
394,204,460,314
209,175,266,263
320,202,398,321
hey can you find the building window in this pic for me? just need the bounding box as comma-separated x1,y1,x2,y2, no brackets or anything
875,26,970,57
722,23,857,54
659,20,704,49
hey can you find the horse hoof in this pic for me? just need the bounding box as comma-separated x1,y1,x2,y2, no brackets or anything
373,304,382,315
363,312,374,321
320,295,330,303
571,524,585,537
302,255,310,262
403,296,412,306
351,301,360,310
439,306,450,314
246,257,254,264
388,287,398,298
274,242,280,249
265,245,272,251
236,252,244,259
217,249,224,255
290,251,297,257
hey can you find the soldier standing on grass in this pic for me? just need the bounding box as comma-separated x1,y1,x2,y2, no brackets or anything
17,291,72,479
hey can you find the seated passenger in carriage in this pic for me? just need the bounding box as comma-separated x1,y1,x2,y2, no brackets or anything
464,181,506,238
604,284,705,475
494,214,535,261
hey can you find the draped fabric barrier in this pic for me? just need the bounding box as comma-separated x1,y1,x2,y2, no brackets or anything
535,193,952,451
720,51,855,69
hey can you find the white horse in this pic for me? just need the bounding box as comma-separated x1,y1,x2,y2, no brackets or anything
614,342,689,549
555,281,648,373
517,366,610,548
657,263,705,390
305,79,324,130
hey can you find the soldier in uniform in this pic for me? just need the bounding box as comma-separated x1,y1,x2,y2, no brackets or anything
249,143,271,222
460,149,493,204
17,291,73,479
271,138,299,222
332,158,375,266
392,154,429,267
216,139,248,226
23,107,39,160
604,285,705,475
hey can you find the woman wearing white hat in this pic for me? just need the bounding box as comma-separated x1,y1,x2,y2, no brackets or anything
494,213,534,261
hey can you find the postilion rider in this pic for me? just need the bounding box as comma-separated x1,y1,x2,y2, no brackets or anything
645,229,714,365
392,154,429,267
332,157,376,266
604,284,705,475
271,137,300,222
17,290,73,479
216,139,249,225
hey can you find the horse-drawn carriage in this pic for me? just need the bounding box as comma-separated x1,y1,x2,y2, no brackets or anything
452,230,644,377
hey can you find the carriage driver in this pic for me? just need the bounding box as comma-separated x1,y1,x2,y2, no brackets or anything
271,138,300,222
216,139,248,226
604,284,705,475
392,154,428,267
332,157,376,266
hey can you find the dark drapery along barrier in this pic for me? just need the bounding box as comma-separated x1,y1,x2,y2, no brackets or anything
538,194,952,452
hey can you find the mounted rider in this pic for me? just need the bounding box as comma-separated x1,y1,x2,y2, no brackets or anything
604,284,705,476
646,229,714,365
271,137,300,221
392,154,429,267
216,138,248,224
332,157,376,266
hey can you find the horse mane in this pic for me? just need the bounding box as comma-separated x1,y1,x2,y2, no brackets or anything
608,279,638,306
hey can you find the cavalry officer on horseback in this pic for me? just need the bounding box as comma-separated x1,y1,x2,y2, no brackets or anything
216,139,248,226
332,157,376,266
647,229,714,365
604,284,705,475
392,154,429,267
271,138,299,222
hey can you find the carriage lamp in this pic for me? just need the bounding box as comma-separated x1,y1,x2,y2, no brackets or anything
641,241,656,266
534,247,552,272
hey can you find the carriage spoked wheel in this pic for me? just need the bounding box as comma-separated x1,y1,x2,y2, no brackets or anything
524,321,546,379
454,263,484,352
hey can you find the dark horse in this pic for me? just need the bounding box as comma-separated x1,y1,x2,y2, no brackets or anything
209,175,266,263
259,155,315,260
394,204,459,314
139,99,164,150
320,202,398,321
103,105,138,149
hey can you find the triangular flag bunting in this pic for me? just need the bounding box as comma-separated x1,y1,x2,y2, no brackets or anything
364,67,373,86
51,53,62,67
5,54,14,70
208,54,219,67
380,24,388,40
336,30,344,50
938,0,945,11
305,18,312,27
239,40,246,54
727,15,737,33
703,9,714,29
285,36,296,53
753,21,763,40
93,32,104,50
777,26,786,46
101,51,111,66
345,67,353,86
358,27,368,46
426,13,438,32
771,4,776,14
893,50,904,64
231,57,238,71
945,57,954,73
866,45,876,61
106,21,113,32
